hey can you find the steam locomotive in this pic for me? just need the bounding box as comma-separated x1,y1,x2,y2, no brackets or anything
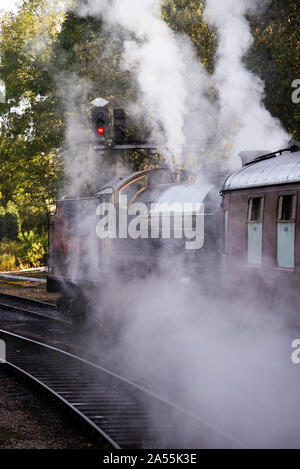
47,145,300,326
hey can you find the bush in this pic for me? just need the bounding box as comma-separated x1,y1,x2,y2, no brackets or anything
0,240,26,271
18,230,48,268
0,253,17,272
0,231,48,271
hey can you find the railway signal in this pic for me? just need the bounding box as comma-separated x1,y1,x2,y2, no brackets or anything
91,105,110,141
113,108,126,144
90,98,158,155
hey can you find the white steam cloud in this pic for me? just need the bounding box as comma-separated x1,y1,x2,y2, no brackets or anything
77,0,290,170
204,0,289,164
78,0,215,170
56,74,97,197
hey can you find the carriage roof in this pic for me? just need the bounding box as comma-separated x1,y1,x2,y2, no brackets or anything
221,150,300,192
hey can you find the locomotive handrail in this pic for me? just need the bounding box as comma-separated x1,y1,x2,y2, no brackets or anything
244,145,300,166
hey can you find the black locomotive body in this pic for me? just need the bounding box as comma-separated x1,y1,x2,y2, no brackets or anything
47,167,221,322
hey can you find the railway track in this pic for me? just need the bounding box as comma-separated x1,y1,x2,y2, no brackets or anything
0,329,245,449
0,292,68,324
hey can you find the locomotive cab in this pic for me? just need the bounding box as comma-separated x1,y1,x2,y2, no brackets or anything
47,165,222,324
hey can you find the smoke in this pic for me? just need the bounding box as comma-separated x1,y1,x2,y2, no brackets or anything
75,0,290,170
204,0,289,166
77,0,216,170
56,74,96,196
55,71,131,284
86,258,300,448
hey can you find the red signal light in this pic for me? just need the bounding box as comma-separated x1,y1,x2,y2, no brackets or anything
97,127,104,134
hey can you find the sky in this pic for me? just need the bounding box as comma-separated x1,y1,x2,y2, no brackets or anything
0,0,19,13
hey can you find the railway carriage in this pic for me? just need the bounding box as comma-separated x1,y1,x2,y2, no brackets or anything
220,147,300,324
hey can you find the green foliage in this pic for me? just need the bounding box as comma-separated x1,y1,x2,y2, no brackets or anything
0,230,47,271
0,0,64,258
0,213,19,241
163,0,216,72
0,253,17,271
248,0,300,140
18,230,48,267
52,12,133,107
0,240,24,271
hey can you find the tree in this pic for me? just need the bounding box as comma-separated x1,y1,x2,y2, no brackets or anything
163,0,216,72
0,0,64,234
248,0,300,140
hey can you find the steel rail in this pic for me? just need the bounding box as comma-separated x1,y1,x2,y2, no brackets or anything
0,329,246,449
0,292,69,324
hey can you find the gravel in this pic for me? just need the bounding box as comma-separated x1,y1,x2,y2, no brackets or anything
0,369,101,449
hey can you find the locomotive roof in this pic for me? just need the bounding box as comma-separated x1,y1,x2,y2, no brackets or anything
157,183,214,205
96,168,170,194
221,150,300,192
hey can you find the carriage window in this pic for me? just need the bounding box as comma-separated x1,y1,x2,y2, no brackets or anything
277,194,296,269
247,197,264,265
224,209,228,255
248,198,264,222
277,195,296,221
